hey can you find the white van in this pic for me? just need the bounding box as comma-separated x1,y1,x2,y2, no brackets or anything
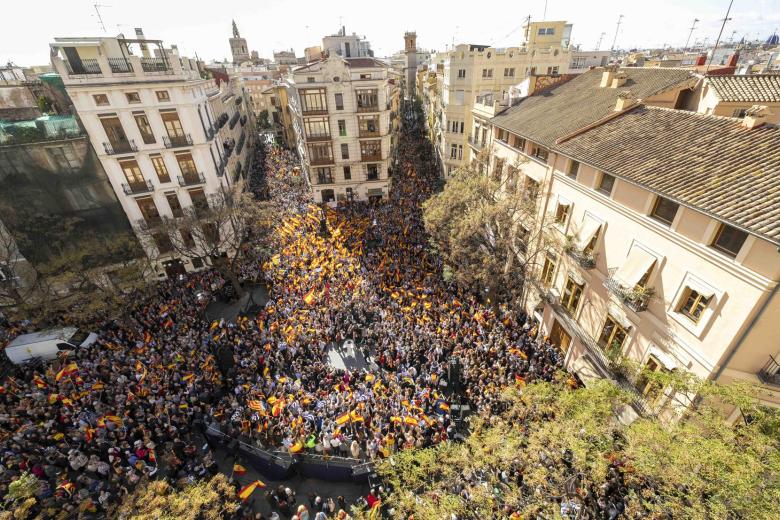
3,327,98,365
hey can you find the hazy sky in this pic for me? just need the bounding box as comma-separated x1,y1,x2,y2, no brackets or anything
3,0,780,66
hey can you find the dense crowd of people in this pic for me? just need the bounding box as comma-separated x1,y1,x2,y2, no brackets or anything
0,108,567,518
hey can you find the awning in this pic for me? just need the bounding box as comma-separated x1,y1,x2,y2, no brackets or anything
614,247,656,287
647,345,678,370
575,220,601,250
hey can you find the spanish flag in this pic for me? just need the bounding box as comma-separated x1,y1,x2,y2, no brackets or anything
369,500,382,520
238,480,265,502
514,374,526,387
404,416,419,426
56,481,75,496
271,400,285,417
91,382,105,391
33,376,47,389
233,463,247,475
182,373,195,382
303,289,316,306
335,412,351,425
55,362,79,382
390,416,402,424
350,410,364,423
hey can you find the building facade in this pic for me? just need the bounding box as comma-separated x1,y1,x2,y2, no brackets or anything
322,27,373,58
50,33,253,278
285,55,399,203
477,66,780,415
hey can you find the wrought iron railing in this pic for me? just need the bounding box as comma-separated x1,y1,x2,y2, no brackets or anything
603,268,653,312
229,112,240,130
467,134,485,149
122,179,153,195
758,356,780,387
215,113,229,129
177,172,205,187
140,57,171,73
564,243,597,269
163,134,193,148
103,139,137,155
236,132,246,155
108,57,133,73
64,58,102,75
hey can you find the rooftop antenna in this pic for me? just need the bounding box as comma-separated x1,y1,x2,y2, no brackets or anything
93,3,110,33
728,30,737,43
610,14,624,52
707,0,734,73
684,18,699,50
595,32,606,51
543,0,548,21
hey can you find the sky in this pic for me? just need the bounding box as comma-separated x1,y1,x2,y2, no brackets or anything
3,0,780,66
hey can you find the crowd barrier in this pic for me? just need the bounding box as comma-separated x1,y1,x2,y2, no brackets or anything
206,424,376,483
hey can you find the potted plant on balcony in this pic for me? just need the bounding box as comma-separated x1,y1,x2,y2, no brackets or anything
623,284,655,311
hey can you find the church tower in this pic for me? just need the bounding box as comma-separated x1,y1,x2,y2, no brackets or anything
404,32,418,99
229,20,250,64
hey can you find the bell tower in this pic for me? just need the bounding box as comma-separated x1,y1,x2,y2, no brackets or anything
229,20,250,64
404,31,418,99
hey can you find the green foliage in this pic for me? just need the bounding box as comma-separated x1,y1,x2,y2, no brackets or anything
37,95,52,114
6,472,39,502
258,110,271,129
375,378,780,519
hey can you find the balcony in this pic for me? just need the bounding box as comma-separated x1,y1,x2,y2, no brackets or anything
103,139,137,155
215,113,229,129
758,356,780,387
236,131,246,155
122,179,153,195
306,133,332,142
140,57,172,74
310,156,334,166
178,172,206,187
216,157,227,177
317,174,334,184
135,217,162,231
361,152,382,162
358,128,381,138
64,58,102,76
603,268,654,313
163,134,193,148
357,104,380,113
467,134,485,150
204,125,216,140
564,243,597,270
108,57,133,73
240,115,247,127
229,112,240,130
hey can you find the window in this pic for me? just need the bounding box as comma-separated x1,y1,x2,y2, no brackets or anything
554,201,571,225
338,119,347,136
160,111,185,138
512,135,525,150
356,89,379,111
180,228,196,248
531,144,549,163
524,177,540,201
316,167,334,184
650,196,679,226
343,165,351,180
176,152,198,176
346,187,353,199
321,189,335,203
156,90,170,102
561,277,584,313
482,68,493,78
308,142,333,163
188,188,209,214
341,143,349,160
360,140,381,161
303,117,331,139
711,223,747,257
46,146,79,171
307,77,316,83
504,68,515,77
597,316,628,353
152,232,173,253
450,144,458,159
506,166,518,191
492,158,505,181
126,92,141,104
541,255,557,287
166,193,183,217
732,108,748,118
136,197,160,223
547,66,560,75
100,116,130,149
359,73,372,80
334,93,344,110
150,155,171,183
677,287,712,323
457,69,466,79
300,88,328,113
93,94,109,106
366,164,380,181
597,173,615,196
119,159,144,185
358,115,380,137
636,357,669,401
202,223,219,245
567,160,580,179
134,113,156,144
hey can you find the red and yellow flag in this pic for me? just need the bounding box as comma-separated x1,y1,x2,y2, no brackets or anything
55,363,79,382
303,289,316,306
335,412,351,425
238,480,265,501
233,463,247,475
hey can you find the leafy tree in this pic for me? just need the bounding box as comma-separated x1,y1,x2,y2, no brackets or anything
374,377,780,519
258,109,271,129
422,163,555,310
114,474,240,520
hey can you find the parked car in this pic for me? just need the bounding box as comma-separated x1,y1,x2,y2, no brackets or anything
3,327,98,365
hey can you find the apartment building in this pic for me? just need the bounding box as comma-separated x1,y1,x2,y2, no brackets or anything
50,32,253,278
322,27,373,58
478,66,780,415
692,74,780,124
285,55,399,203
427,21,573,177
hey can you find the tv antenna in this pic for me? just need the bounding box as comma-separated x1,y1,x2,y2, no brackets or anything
610,14,624,52
684,18,699,50
595,32,606,51
93,3,111,33
707,0,734,72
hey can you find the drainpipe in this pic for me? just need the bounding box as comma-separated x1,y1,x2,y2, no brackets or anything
710,280,779,382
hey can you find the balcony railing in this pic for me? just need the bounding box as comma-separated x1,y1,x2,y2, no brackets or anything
240,115,247,127
310,156,334,166
122,179,153,195
103,139,137,155
64,58,102,76
215,113,229,129
204,125,216,140
236,131,246,155
178,172,206,187
216,157,227,177
317,175,335,184
564,243,597,269
358,129,381,138
108,57,133,73
229,112,240,130
603,268,654,313
306,133,331,142
135,217,162,231
758,356,780,387
163,134,193,148
467,134,485,149
361,153,382,162
357,104,380,113
140,57,171,73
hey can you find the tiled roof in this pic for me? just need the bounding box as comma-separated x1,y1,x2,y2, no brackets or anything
490,67,697,148
345,57,388,68
556,106,780,244
706,74,780,103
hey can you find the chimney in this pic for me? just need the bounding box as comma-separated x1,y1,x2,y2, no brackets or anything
135,28,151,58
600,65,619,87
727,50,739,68
742,105,772,129
611,72,628,88
695,54,707,66
614,90,636,111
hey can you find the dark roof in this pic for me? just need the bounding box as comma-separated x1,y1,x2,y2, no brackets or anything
490,67,696,148
345,57,387,68
706,74,780,103
556,105,780,244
